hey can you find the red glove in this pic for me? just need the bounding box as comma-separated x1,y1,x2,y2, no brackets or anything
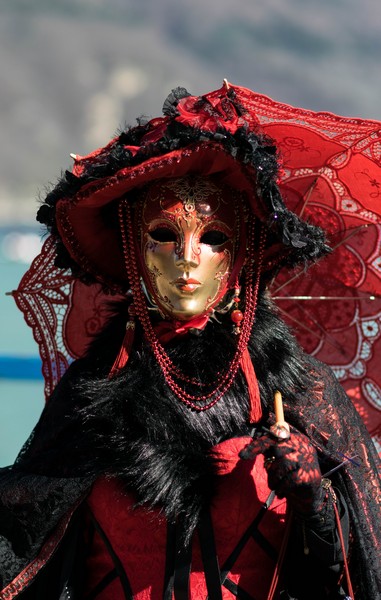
240,428,323,515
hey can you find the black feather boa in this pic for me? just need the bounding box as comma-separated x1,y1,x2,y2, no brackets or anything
19,290,313,541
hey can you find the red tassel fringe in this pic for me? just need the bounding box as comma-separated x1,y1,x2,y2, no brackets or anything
108,322,135,379
240,347,262,423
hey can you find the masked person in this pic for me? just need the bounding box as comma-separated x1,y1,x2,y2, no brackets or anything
0,83,380,600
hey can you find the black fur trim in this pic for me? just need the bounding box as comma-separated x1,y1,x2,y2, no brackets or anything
19,291,314,542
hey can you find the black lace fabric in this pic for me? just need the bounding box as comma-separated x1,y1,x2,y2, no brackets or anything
0,469,90,590
286,359,381,598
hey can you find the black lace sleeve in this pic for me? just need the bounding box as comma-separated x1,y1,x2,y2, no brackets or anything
285,358,381,600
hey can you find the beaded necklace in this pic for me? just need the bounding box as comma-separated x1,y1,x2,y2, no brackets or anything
118,198,265,412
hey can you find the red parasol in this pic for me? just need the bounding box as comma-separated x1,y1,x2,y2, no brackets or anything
231,86,381,455
12,87,381,456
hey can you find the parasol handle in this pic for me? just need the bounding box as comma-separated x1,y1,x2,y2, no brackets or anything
271,391,290,440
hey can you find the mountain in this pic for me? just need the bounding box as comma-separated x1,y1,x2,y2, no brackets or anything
0,0,380,222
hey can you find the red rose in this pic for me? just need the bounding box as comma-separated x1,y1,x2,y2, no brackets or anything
141,117,170,144
175,93,243,134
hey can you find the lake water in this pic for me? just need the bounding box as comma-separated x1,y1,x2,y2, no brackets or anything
0,226,44,466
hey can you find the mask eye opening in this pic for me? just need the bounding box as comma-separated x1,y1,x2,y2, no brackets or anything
199,230,229,246
149,227,177,243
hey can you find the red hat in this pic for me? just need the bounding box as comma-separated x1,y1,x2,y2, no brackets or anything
37,82,329,291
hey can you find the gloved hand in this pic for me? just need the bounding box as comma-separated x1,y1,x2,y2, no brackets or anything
240,427,323,515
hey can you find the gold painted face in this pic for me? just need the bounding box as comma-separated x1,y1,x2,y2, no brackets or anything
137,176,240,321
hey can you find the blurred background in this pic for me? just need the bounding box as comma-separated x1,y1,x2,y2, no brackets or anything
1,0,381,466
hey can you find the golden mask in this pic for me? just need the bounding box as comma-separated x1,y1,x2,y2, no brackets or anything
136,176,241,321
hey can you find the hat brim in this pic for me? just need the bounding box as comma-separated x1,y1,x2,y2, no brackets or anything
56,142,267,289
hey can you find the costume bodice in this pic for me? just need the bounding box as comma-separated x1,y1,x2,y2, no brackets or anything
84,436,287,600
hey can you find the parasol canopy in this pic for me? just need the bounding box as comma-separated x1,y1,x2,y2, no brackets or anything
231,86,381,454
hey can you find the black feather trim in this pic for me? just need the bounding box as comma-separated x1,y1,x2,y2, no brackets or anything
162,87,191,117
35,88,330,285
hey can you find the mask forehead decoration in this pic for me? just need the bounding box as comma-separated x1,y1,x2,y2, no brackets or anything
136,176,242,321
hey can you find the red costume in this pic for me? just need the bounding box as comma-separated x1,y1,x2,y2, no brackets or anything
84,443,287,600
0,82,380,600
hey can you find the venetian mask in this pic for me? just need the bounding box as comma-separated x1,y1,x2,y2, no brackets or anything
135,176,243,321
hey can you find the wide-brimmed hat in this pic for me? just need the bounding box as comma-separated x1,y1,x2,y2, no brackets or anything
37,82,329,290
